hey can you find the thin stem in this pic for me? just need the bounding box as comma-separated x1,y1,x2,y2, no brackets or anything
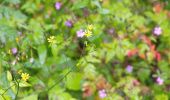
46,66,74,92
14,78,20,100
1,83,15,95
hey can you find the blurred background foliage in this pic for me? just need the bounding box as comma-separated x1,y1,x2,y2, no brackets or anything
0,0,170,100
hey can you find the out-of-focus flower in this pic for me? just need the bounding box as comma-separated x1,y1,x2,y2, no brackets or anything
21,73,30,81
65,20,73,27
156,77,164,85
16,37,19,43
107,28,115,35
12,48,17,55
153,26,162,36
11,60,17,65
126,65,133,73
85,30,92,37
87,24,94,30
30,58,34,63
98,89,107,98
77,29,85,38
55,2,61,10
18,31,22,35
47,36,57,44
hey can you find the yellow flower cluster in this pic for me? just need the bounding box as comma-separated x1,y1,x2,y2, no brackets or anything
18,70,30,81
85,24,94,38
47,36,57,44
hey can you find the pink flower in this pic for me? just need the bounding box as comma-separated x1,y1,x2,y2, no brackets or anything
76,29,85,38
153,26,162,36
156,77,164,85
126,65,133,73
65,20,73,27
98,89,107,98
11,48,17,55
55,2,61,10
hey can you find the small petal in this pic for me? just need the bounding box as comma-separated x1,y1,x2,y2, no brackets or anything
126,65,133,73
76,29,85,38
156,77,164,85
99,89,107,98
55,2,61,10
153,26,162,36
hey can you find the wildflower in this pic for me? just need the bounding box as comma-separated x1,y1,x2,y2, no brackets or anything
21,73,30,81
16,37,19,43
156,77,164,85
8,49,11,54
65,20,73,27
85,30,92,37
98,89,107,98
153,26,162,36
47,36,57,44
55,2,61,10
76,29,85,38
126,65,133,73
11,48,17,55
87,24,94,30
30,58,34,63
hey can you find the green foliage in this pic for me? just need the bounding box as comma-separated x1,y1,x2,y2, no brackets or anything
0,0,170,99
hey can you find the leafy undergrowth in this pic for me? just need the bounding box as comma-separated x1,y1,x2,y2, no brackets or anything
0,0,170,100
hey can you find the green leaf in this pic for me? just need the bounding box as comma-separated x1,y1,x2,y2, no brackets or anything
38,45,47,64
155,94,168,100
19,81,31,87
71,0,89,10
21,94,38,100
65,72,83,90
98,8,110,15
57,92,76,100
7,71,12,81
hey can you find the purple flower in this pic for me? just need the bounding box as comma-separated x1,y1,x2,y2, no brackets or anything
153,26,162,36
11,48,17,55
55,2,61,10
65,20,72,27
98,89,107,98
18,31,22,35
126,65,133,73
156,77,164,85
76,29,85,38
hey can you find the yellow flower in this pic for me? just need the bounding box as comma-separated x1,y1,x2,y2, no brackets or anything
85,30,92,37
87,24,94,30
8,50,11,54
21,73,30,81
16,37,19,43
47,36,57,44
